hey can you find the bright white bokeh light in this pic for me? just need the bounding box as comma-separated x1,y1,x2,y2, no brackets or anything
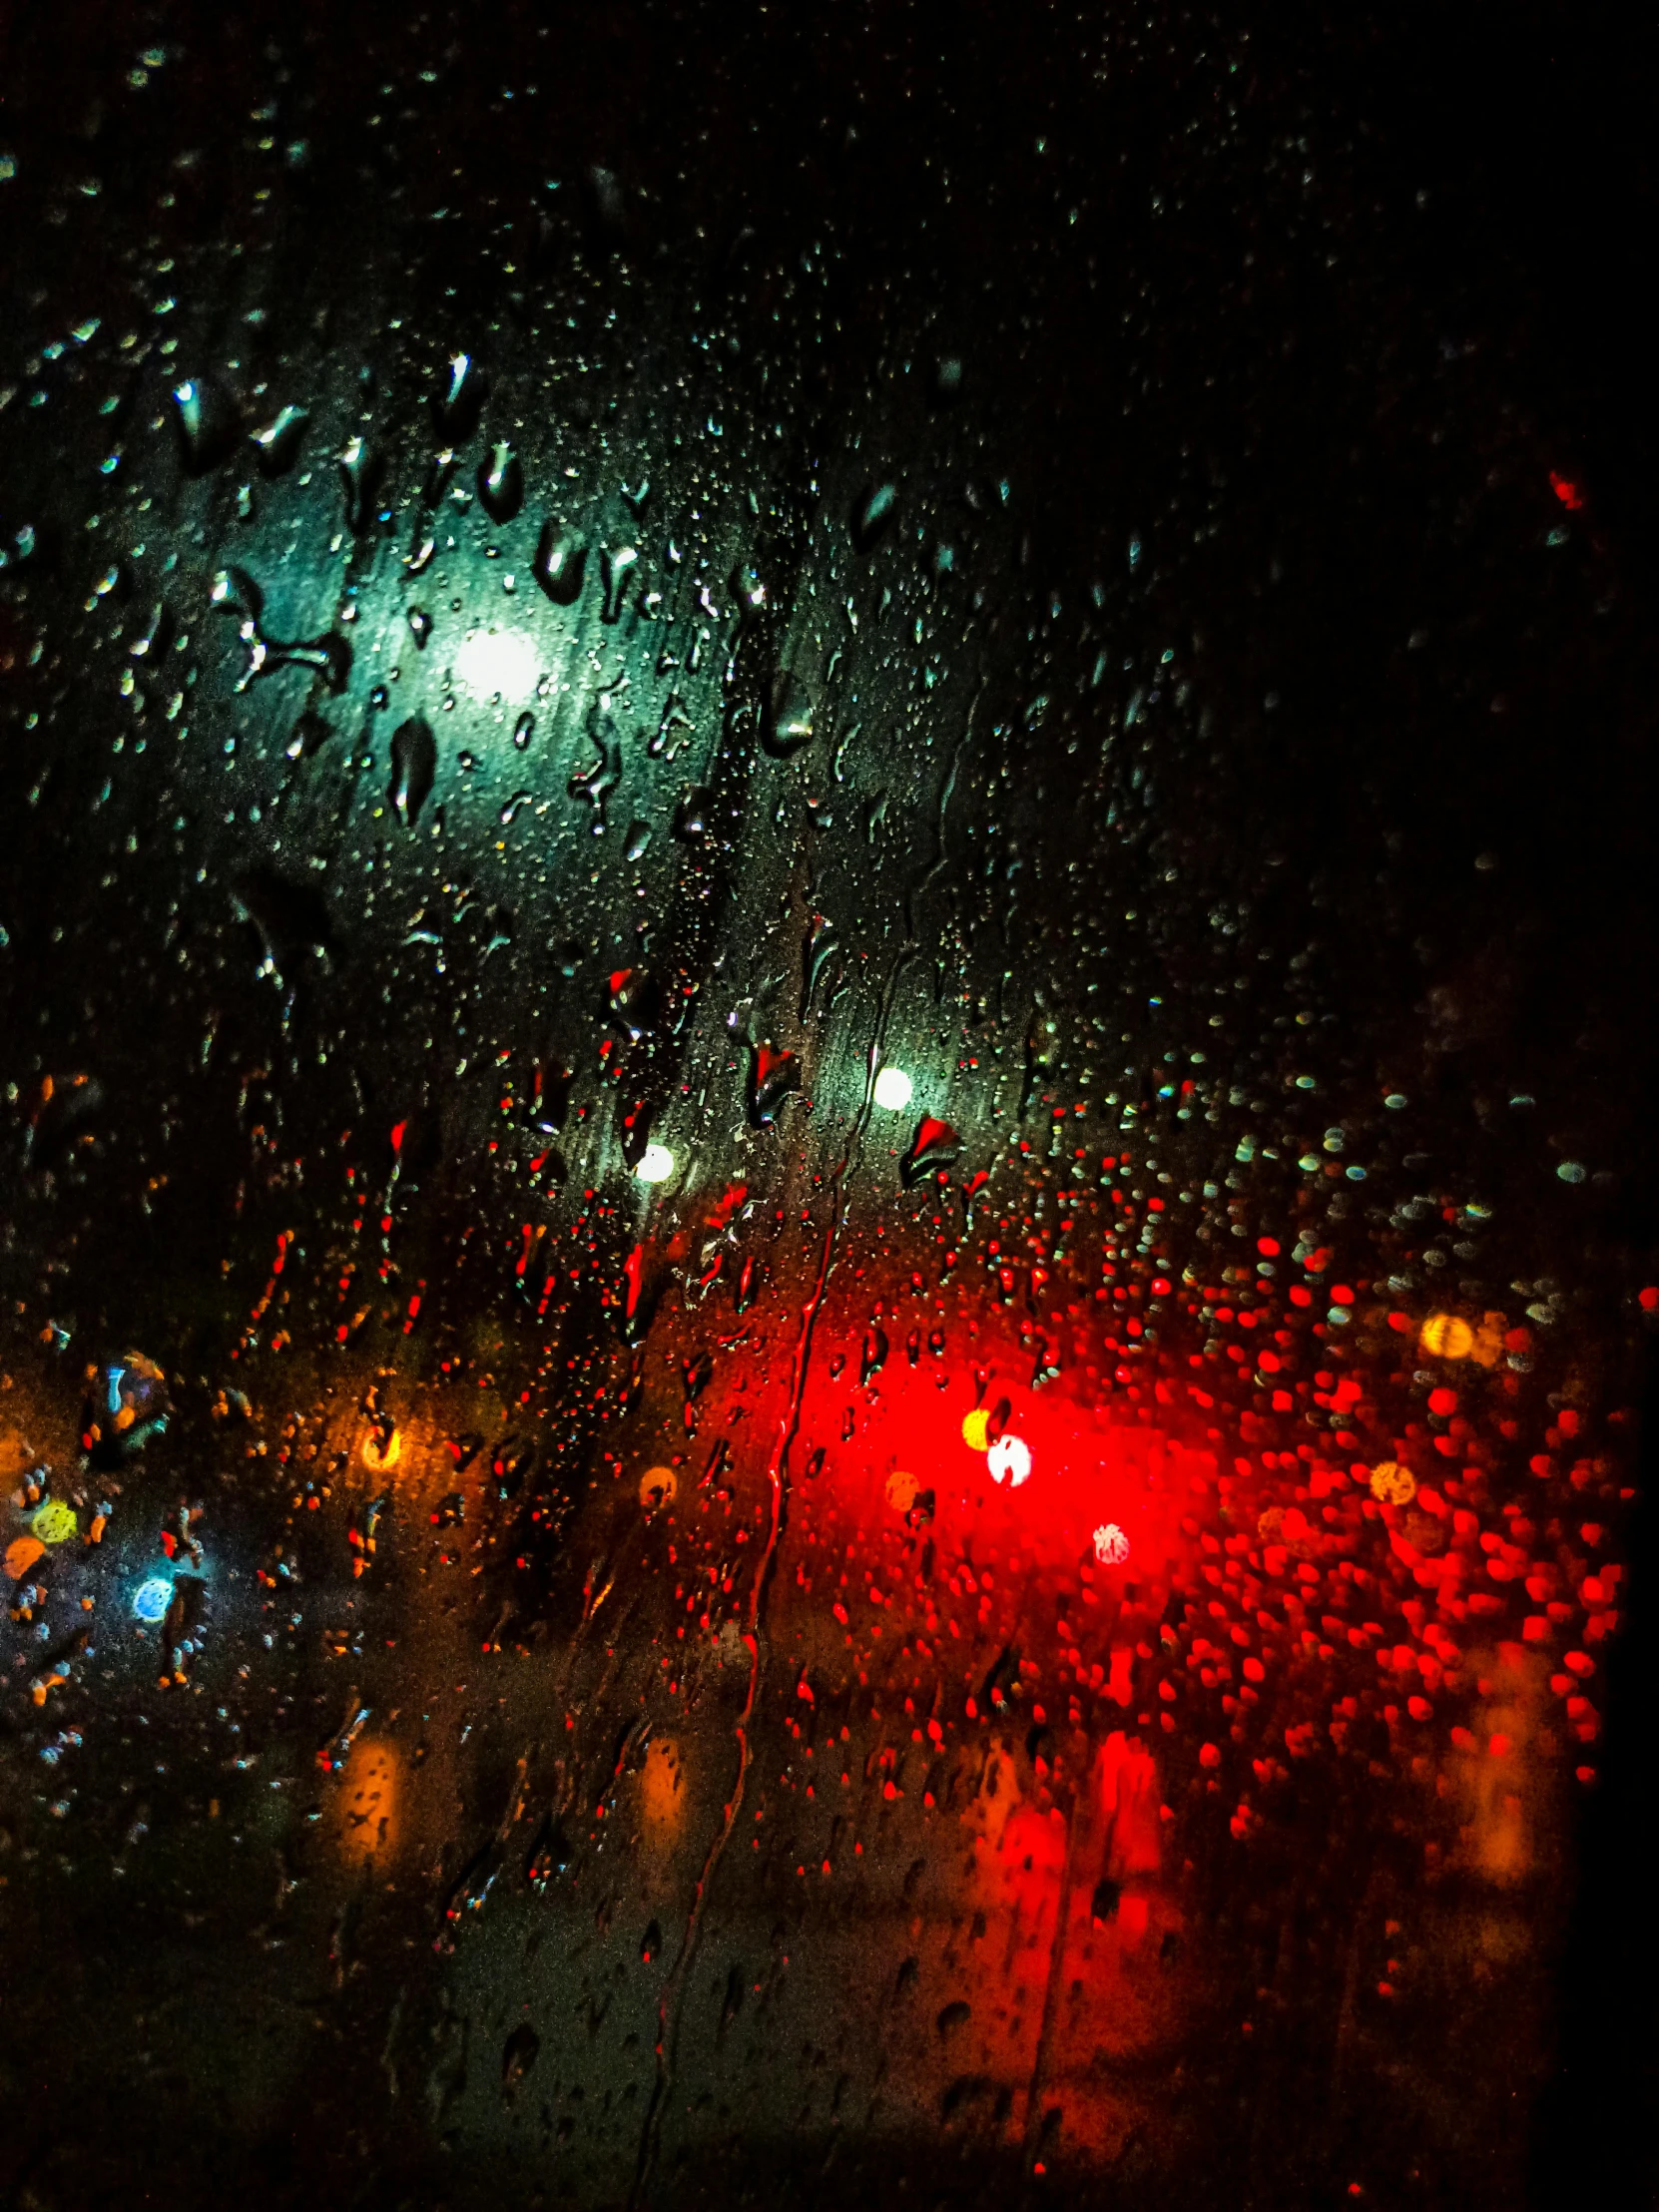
133,1576,174,1622
453,625,540,701
635,1142,676,1185
873,1065,913,1111
986,1432,1032,1487
1093,1521,1131,1565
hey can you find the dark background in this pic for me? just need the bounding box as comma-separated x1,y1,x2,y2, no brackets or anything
1,1,1656,2205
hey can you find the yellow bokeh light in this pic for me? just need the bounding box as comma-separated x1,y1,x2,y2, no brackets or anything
30,1499,78,1544
961,1407,990,1452
1370,1460,1417,1506
333,1739,401,1863
1420,1313,1474,1361
639,1464,677,1511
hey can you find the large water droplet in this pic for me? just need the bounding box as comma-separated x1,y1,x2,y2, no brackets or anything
512,710,534,751
607,966,658,1040
532,520,586,605
748,1042,802,1128
569,707,622,829
231,868,334,982
337,436,382,535
673,786,712,842
251,404,308,476
601,544,638,623
172,375,241,473
766,670,815,756
388,717,436,830
434,352,488,441
477,440,523,523
901,1116,961,1187
803,912,838,1013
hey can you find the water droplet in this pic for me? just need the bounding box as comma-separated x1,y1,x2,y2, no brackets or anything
601,544,638,623
129,601,174,661
388,717,436,830
532,520,586,605
512,709,534,751
673,786,712,842
901,1116,960,1188
336,436,382,535
407,607,432,650
231,868,334,981
477,440,523,523
853,481,897,550
500,791,532,827
569,707,622,828
860,1325,889,1383
747,1042,801,1129
803,912,838,1013
250,403,308,476
607,966,657,1039
766,670,815,757
501,2023,540,2098
283,709,330,762
624,819,652,862
434,352,488,441
730,563,767,621
212,565,349,694
172,374,241,473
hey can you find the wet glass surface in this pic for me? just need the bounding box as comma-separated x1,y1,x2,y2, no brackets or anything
0,7,1654,2207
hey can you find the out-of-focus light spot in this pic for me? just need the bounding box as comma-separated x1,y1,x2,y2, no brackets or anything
986,1433,1032,1487
884,1468,920,1513
133,1576,173,1622
639,1464,677,1511
641,1736,685,1840
1370,1461,1416,1506
960,1407,991,1452
361,1424,401,1471
873,1065,913,1111
453,624,539,700
1419,1312,1473,1360
1549,470,1584,511
5,1535,45,1581
333,1739,400,1862
635,1142,675,1184
30,1499,78,1544
1093,1522,1131,1565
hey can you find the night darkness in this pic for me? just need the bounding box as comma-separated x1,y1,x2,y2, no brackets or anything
1,3,1656,2207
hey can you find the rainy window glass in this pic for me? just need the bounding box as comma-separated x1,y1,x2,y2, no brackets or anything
0,8,1653,2209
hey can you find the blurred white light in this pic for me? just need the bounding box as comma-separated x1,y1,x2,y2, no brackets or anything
873,1065,913,1111
636,1143,676,1185
1093,1521,1131,1565
453,625,539,701
986,1433,1032,1487
133,1576,173,1622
